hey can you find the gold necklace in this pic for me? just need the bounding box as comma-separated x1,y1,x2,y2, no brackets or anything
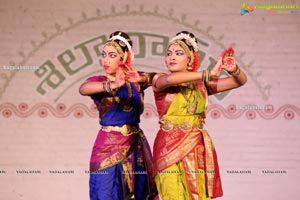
113,82,133,112
106,74,116,81
179,82,200,114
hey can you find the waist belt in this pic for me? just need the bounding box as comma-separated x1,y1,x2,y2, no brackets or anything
101,124,139,135
161,121,204,132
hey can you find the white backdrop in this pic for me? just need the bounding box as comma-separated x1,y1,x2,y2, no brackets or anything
0,0,300,199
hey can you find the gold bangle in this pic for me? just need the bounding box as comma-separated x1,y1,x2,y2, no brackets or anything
229,66,240,76
107,81,112,94
102,81,107,92
103,81,110,93
201,70,205,81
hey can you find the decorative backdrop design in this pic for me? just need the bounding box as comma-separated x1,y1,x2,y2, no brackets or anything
1,102,299,120
1,0,300,200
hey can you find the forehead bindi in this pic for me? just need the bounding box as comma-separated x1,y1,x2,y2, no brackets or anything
168,44,184,52
103,45,118,54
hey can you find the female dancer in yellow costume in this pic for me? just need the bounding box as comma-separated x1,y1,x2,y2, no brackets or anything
151,31,247,200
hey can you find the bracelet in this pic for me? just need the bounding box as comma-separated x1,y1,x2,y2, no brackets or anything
102,81,108,92
102,81,114,95
205,70,210,82
201,71,205,81
229,66,240,76
141,73,151,87
145,73,150,85
107,81,113,94
102,81,106,91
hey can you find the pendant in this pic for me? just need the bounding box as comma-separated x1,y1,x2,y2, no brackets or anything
188,102,197,114
123,105,133,112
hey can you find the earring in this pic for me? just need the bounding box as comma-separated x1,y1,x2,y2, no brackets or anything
187,63,193,71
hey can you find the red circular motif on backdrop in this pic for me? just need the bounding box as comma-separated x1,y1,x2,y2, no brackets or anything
142,109,152,119
38,108,48,118
56,103,66,112
246,111,256,120
227,104,237,113
18,103,28,111
2,109,12,118
211,110,221,119
74,109,84,118
284,111,294,120
90,104,98,112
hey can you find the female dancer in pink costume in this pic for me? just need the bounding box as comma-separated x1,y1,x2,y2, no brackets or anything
152,31,247,200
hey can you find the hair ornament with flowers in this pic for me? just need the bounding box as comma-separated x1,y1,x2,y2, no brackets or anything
109,35,135,61
191,52,200,72
170,32,198,52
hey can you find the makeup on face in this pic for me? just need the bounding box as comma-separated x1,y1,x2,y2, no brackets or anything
165,44,190,72
101,45,121,76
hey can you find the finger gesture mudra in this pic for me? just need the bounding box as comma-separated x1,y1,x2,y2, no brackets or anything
221,47,237,73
